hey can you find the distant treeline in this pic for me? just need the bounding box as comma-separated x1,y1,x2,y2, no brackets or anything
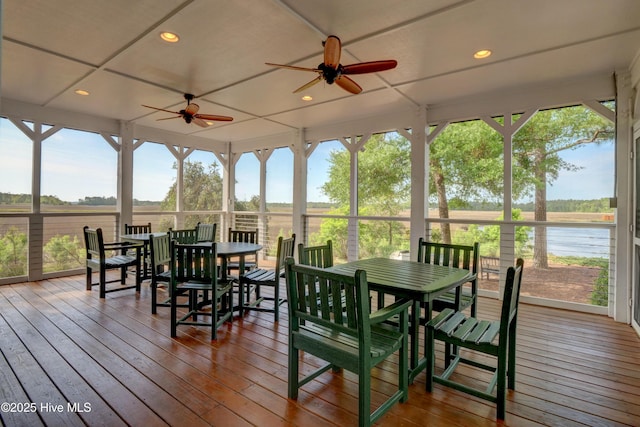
0,193,160,206
446,198,613,212
0,192,612,212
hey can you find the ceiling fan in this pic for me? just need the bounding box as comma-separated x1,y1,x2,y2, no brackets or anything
266,35,397,94
142,93,233,127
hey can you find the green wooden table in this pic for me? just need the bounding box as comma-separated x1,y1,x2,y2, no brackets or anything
326,257,472,382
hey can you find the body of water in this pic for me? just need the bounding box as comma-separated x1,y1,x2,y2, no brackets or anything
528,227,610,258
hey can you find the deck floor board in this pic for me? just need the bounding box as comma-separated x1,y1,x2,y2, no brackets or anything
1,274,639,426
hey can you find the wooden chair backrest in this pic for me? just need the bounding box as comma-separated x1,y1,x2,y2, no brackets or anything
500,258,525,340
169,228,198,244
298,240,333,268
170,241,217,284
196,222,217,242
149,233,171,269
275,234,296,276
228,228,258,244
285,258,370,342
124,223,151,234
83,226,105,258
417,238,478,274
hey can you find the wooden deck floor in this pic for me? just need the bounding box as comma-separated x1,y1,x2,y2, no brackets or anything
1,274,639,427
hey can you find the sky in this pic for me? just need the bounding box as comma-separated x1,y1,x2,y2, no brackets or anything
0,117,615,204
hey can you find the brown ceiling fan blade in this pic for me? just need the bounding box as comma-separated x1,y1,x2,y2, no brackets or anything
335,75,362,94
192,117,210,128
156,116,181,121
195,113,234,122
324,35,341,68
265,63,320,73
341,60,398,75
293,76,322,93
142,104,180,115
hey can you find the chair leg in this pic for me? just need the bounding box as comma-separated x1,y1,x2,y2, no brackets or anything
497,346,507,420
288,343,299,399
170,289,177,337
99,269,106,298
211,289,218,341
508,324,517,390
86,268,92,290
151,282,158,314
274,283,279,322
359,362,371,427
426,326,435,392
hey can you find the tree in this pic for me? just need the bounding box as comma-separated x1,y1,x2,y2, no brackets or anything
429,120,504,243
160,160,224,229
0,226,27,277
43,234,84,272
513,105,614,268
317,133,411,258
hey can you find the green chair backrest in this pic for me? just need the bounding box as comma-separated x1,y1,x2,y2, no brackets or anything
228,228,258,244
196,222,217,242
417,238,478,274
169,228,198,244
124,222,151,234
298,240,333,268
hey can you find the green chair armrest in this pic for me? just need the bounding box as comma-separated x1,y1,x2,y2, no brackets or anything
370,298,412,325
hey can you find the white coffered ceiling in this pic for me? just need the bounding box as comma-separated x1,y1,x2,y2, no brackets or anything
2,0,640,144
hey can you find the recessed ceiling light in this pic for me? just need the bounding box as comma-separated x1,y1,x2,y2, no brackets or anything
473,49,492,59
74,89,90,96
160,32,179,43
301,95,313,101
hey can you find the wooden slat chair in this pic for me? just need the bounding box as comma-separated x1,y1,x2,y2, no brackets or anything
83,226,142,298
124,222,151,234
124,222,152,278
298,240,342,310
239,234,295,322
227,228,259,275
149,233,188,314
298,240,333,268
284,258,412,427
169,227,198,244
417,238,480,317
196,222,217,242
426,258,524,420
170,241,234,341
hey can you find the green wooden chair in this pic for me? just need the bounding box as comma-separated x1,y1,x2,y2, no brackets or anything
124,222,151,234
284,258,412,427
83,226,142,298
227,228,259,274
124,222,152,278
169,227,198,244
170,241,234,341
196,222,217,242
149,233,188,314
239,234,295,322
298,240,333,268
426,258,524,420
417,238,480,317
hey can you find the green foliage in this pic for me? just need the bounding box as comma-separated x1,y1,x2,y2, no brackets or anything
314,133,411,258
591,268,609,306
551,255,609,306
43,234,84,272
451,210,532,257
311,206,349,260
0,227,28,277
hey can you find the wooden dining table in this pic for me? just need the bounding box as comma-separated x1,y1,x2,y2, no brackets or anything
326,257,472,383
